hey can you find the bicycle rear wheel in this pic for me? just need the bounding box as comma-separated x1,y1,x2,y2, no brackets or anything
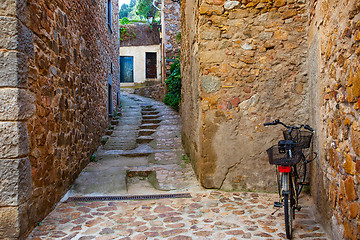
294,154,306,196
284,192,293,239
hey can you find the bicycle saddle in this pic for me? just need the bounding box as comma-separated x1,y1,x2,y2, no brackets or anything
278,140,296,146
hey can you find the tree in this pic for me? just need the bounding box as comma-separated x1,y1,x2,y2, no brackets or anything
119,3,130,19
129,0,137,9
134,0,156,20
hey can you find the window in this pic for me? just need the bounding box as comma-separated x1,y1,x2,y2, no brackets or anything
107,0,112,33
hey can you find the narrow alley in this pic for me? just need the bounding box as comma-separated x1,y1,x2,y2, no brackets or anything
27,93,329,240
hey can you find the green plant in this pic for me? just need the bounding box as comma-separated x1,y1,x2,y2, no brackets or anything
176,32,181,43
182,154,190,164
164,56,181,111
90,154,97,162
120,25,137,42
120,17,130,25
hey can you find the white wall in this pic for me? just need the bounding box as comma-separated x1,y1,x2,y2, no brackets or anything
120,45,162,84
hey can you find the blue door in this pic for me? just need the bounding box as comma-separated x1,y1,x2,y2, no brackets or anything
120,56,134,83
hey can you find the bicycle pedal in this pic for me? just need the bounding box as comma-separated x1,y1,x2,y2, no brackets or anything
299,182,309,185
274,202,282,208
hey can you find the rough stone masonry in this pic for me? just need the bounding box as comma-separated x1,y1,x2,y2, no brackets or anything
0,0,119,239
181,0,360,239
181,0,309,191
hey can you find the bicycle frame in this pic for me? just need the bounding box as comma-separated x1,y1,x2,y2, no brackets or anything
264,119,316,239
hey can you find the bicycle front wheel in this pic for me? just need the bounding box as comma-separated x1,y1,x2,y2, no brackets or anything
284,193,293,239
294,154,306,196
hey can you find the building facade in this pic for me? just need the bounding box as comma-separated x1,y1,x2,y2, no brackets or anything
120,24,161,86
0,0,120,238
181,0,360,239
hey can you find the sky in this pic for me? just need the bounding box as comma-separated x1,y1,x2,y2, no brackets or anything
119,0,131,6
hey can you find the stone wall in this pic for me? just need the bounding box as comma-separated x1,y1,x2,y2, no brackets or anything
309,0,360,239
164,0,181,75
181,0,309,191
134,81,166,102
0,0,119,238
164,0,181,59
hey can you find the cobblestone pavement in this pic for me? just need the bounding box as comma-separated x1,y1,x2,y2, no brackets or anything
27,93,330,240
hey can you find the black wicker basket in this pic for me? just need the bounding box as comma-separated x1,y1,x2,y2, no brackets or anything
266,145,302,166
283,129,313,149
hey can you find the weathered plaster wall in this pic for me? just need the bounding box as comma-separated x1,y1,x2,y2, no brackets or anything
181,0,309,191
120,45,162,84
309,0,360,239
0,0,120,238
181,0,203,183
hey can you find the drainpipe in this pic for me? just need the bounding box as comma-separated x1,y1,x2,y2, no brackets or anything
161,0,166,84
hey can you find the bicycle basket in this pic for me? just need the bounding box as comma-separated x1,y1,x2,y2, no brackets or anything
266,145,302,166
283,130,313,149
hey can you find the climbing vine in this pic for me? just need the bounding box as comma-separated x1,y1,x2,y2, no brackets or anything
120,18,137,42
164,56,181,111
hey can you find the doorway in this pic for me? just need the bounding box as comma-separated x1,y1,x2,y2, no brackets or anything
146,52,157,79
120,56,134,83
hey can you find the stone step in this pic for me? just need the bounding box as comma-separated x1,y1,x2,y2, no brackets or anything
136,136,154,144
140,105,154,109
142,119,162,124
142,115,159,120
142,111,160,115
140,124,160,129
138,129,156,136
141,107,156,110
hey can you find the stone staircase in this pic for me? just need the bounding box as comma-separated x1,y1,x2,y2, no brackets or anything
65,92,201,199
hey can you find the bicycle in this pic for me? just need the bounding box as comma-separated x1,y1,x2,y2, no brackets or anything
264,119,317,239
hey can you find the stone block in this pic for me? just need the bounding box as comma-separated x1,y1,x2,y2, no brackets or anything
282,9,297,19
199,50,225,63
273,0,286,7
201,75,221,93
0,0,26,22
0,51,28,88
0,88,35,121
259,31,273,40
351,127,360,156
224,1,240,10
343,153,356,175
0,0,16,16
0,16,33,55
0,122,29,159
228,9,249,19
199,4,224,15
274,29,288,40
344,176,358,202
201,28,220,40
0,206,20,238
0,158,31,206
349,202,360,219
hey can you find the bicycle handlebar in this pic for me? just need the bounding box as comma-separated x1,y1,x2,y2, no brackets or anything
264,119,314,132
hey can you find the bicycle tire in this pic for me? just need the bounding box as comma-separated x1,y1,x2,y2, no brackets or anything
284,193,293,239
294,154,306,196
